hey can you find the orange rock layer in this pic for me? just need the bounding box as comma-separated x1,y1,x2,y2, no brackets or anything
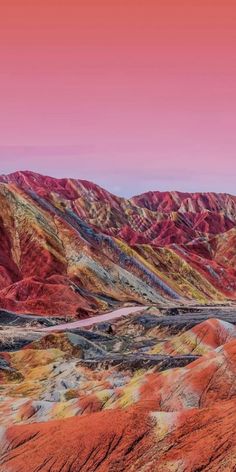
1,171,236,317
1,316,236,470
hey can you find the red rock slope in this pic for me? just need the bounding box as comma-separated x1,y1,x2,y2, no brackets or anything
1,400,236,472
1,317,236,470
1,171,236,317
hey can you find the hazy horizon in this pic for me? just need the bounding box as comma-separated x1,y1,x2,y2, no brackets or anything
2,165,236,199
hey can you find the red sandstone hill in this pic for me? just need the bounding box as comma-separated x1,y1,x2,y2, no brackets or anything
1,312,236,470
1,171,236,471
1,388,236,471
1,170,236,317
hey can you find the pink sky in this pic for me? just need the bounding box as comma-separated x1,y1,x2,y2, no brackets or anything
0,1,236,196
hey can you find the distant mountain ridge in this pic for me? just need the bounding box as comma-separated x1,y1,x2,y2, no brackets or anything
0,170,236,318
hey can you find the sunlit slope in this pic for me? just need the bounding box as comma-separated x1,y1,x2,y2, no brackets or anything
0,171,236,316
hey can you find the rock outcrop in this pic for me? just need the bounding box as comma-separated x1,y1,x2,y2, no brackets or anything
1,171,236,317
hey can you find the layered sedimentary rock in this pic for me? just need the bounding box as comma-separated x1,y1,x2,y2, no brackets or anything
150,318,236,355
1,171,236,317
1,310,236,470
1,400,236,472
2,172,236,470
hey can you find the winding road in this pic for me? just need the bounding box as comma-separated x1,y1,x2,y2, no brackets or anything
42,306,147,332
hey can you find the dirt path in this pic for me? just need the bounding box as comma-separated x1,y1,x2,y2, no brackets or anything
42,306,147,332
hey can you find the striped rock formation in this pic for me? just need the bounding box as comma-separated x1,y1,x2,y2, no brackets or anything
1,171,236,470
1,171,236,317
1,317,236,470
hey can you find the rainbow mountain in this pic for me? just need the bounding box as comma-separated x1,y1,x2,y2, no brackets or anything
0,170,236,318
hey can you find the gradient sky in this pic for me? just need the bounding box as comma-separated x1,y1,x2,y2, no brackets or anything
0,0,236,196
